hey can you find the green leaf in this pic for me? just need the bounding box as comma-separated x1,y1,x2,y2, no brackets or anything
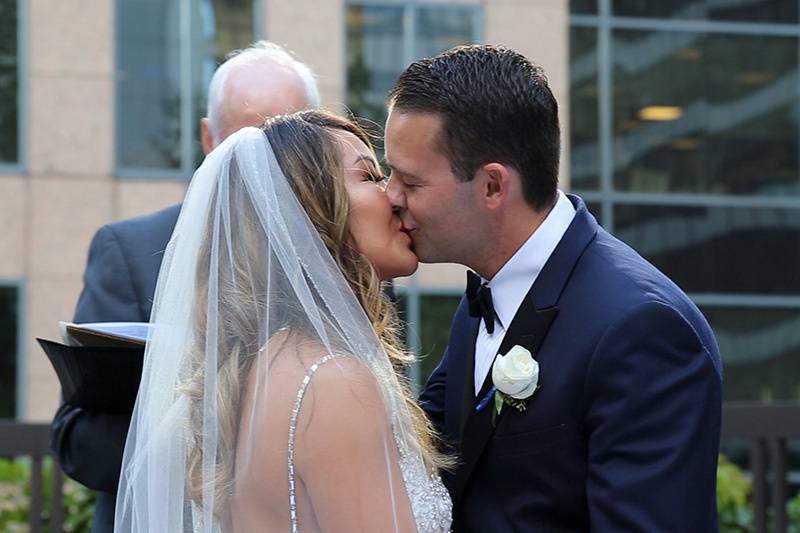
494,391,505,416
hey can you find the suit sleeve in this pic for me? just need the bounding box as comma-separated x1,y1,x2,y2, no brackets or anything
584,301,722,532
50,225,139,492
419,347,448,438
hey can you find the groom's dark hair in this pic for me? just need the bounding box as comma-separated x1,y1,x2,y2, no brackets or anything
388,44,560,211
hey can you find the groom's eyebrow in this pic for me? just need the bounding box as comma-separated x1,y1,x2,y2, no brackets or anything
384,159,422,182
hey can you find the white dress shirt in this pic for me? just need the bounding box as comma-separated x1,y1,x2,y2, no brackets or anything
473,190,576,395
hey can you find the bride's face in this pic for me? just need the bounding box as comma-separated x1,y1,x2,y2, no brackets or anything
335,131,419,279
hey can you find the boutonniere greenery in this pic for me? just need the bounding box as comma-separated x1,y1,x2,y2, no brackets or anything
491,345,539,417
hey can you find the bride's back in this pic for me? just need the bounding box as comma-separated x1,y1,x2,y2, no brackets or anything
229,329,415,533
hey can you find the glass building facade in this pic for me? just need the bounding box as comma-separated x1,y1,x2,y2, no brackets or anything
571,0,800,402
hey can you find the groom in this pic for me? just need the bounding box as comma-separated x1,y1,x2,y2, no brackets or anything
386,45,723,531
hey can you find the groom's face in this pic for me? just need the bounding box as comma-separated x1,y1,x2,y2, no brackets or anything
385,110,479,264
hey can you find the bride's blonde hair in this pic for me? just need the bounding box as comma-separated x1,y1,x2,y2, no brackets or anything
184,110,450,520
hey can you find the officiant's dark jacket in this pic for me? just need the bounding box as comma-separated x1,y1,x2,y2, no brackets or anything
50,204,181,533
421,195,723,532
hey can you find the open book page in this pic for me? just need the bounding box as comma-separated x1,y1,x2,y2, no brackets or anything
60,321,153,348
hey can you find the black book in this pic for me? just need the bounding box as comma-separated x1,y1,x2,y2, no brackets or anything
38,322,150,414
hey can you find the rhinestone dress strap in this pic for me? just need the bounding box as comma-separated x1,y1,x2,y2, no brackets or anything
287,354,341,533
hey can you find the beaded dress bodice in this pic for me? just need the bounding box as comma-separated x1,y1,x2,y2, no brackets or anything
287,355,452,533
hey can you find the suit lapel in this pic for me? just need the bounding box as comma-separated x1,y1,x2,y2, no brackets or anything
450,288,558,507
443,298,480,444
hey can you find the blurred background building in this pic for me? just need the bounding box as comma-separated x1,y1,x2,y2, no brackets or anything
0,0,797,431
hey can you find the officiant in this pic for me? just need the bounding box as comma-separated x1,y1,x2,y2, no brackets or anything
49,41,321,533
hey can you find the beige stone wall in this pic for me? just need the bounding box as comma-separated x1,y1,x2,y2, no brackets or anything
13,0,570,421
264,0,347,113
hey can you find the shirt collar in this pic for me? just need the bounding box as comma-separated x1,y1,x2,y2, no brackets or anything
485,190,575,330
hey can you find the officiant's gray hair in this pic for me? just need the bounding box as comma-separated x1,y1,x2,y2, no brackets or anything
206,41,321,143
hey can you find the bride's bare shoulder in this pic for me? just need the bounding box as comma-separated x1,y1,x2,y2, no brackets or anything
263,329,378,388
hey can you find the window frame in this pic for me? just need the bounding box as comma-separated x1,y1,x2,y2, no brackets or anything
113,0,264,180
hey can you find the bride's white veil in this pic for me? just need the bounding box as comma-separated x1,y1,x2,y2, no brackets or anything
113,125,427,532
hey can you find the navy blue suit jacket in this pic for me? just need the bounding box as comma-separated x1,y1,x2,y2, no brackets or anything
50,204,181,533
420,195,723,532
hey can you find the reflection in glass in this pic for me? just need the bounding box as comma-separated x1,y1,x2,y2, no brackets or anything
118,0,254,172
0,287,17,419
346,5,404,134
613,0,798,23
612,30,799,196
570,27,600,190
0,0,18,164
415,7,477,60
702,305,800,401
118,0,181,169
346,4,478,139
614,204,800,294
571,0,598,15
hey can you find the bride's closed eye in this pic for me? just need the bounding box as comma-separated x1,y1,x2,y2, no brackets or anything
366,172,388,185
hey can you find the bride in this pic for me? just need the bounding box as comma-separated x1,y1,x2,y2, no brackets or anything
114,111,452,532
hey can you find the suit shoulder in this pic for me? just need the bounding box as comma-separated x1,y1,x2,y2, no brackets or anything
578,229,689,306
106,204,181,237
100,204,181,252
571,230,719,358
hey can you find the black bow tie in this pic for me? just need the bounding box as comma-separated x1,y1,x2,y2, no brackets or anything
466,271,495,334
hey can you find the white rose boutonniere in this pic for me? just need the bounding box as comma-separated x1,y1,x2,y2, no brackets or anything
491,345,539,416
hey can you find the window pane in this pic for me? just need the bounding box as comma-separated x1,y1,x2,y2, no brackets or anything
612,31,799,196
118,0,181,170
613,0,798,24
415,7,477,59
614,204,800,294
571,0,597,15
346,5,478,136
570,26,600,190
347,5,405,131
0,287,18,418
0,0,18,164
702,306,800,401
118,0,254,172
417,294,462,385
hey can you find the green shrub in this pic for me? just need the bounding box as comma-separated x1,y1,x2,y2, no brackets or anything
0,457,95,533
717,454,754,532
789,491,800,533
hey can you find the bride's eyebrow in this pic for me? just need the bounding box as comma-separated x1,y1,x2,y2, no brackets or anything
353,154,379,170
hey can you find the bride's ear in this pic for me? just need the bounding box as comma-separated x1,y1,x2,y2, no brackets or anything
479,162,514,211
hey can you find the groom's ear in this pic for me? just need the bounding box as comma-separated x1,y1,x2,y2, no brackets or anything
479,162,514,211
